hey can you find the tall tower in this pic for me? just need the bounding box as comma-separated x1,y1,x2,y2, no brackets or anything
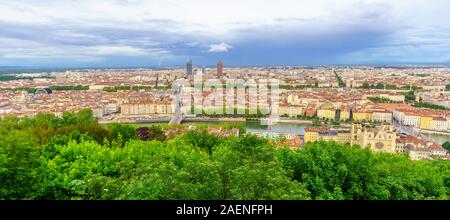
217,60,223,78
186,59,193,77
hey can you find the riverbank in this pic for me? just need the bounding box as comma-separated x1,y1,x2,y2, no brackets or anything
278,119,312,124
99,117,315,125
98,117,448,144
98,117,358,126
98,117,247,125
184,117,246,123
98,118,170,124
419,128,450,136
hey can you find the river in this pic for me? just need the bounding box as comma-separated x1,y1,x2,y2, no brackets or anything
135,120,449,144
422,133,449,144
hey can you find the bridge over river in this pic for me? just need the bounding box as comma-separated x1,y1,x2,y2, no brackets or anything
392,118,429,141
169,84,185,125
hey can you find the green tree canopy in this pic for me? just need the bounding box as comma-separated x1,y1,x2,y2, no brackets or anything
0,113,449,200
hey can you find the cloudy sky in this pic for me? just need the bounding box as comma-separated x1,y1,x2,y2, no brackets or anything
0,0,449,67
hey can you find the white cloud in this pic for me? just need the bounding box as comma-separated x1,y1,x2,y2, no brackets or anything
186,42,200,47
208,42,232,53
0,0,449,64
0,37,169,59
0,0,422,38
88,46,149,56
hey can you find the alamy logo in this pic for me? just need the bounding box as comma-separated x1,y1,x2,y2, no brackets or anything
171,75,280,125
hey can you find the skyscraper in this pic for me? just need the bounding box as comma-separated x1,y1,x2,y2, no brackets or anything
217,60,223,78
186,59,193,77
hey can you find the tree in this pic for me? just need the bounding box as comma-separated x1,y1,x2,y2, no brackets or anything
184,129,220,154
443,141,450,152
413,102,449,110
42,131,93,158
228,162,309,200
334,71,346,88
402,91,416,102
76,109,97,124
1,113,449,200
0,129,41,199
120,141,222,200
136,126,166,142
368,97,393,103
136,127,150,141
74,123,112,143
49,85,89,91
376,83,384,89
110,123,136,145
277,141,450,200
362,82,370,89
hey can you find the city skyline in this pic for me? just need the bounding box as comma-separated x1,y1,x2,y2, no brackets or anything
1,0,450,208
0,0,449,67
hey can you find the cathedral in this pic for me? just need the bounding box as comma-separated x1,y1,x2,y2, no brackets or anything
351,123,397,153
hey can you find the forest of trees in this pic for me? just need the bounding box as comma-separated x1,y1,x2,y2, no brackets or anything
361,82,422,91
367,97,401,103
49,85,90,91
334,71,346,87
103,85,170,92
1,110,449,200
0,75,34,81
0,75,53,82
413,102,450,110
402,90,416,102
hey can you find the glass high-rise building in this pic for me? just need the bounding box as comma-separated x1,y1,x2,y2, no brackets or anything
186,59,193,77
217,60,223,78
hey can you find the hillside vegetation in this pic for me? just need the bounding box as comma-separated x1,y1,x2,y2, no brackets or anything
1,110,449,200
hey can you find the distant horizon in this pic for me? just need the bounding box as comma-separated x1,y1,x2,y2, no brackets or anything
1,62,450,73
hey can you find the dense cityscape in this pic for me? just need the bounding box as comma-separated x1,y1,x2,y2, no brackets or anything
1,1,450,210
1,62,449,161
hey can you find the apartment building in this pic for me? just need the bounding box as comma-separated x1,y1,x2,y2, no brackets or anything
304,127,351,145
279,105,304,117
402,112,421,127
339,105,351,121
407,144,448,160
352,111,372,122
121,102,174,116
431,117,448,131
419,115,433,129
317,103,336,120
372,111,392,123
